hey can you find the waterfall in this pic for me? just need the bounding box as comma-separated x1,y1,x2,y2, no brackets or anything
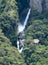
18,8,31,33
17,40,23,53
17,8,31,53
23,8,31,29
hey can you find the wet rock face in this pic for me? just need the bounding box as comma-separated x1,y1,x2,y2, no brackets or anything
30,0,48,13
30,0,42,13
45,0,48,10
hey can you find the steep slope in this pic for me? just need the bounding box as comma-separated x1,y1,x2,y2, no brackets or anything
16,0,29,15
30,0,48,13
0,0,48,65
0,29,26,65
22,0,48,65
45,0,48,10
0,0,19,46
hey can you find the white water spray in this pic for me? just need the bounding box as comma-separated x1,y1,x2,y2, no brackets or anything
18,8,31,33
17,40,23,53
17,8,31,53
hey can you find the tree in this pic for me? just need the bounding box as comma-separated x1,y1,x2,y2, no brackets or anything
0,29,26,65
23,19,48,65
25,19,48,45
17,0,30,15
0,0,19,46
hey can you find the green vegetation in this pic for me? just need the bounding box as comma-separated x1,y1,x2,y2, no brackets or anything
22,10,48,65
17,0,29,15
0,0,48,65
0,0,26,65
23,43,48,65
25,19,48,45
0,29,26,65
0,0,19,46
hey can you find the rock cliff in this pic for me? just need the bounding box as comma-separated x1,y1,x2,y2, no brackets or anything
30,0,48,13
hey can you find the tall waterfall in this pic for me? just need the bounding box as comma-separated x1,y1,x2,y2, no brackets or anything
18,8,31,33
17,8,31,53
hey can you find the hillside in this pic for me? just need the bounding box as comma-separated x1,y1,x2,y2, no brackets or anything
0,0,48,65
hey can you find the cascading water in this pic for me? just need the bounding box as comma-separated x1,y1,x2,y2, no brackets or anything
17,8,31,53
18,8,31,33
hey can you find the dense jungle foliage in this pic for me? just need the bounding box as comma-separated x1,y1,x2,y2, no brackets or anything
0,0,48,65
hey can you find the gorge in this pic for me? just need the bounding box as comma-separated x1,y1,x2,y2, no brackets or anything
17,8,31,53
0,0,48,65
